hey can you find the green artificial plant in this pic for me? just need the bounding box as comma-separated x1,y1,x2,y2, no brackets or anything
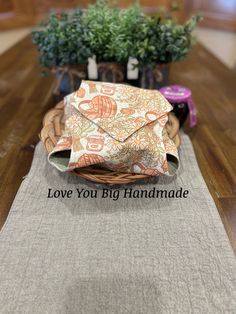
32,1,201,72
134,14,202,66
32,9,92,68
84,1,142,63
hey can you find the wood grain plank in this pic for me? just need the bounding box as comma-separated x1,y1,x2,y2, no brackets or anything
0,36,56,227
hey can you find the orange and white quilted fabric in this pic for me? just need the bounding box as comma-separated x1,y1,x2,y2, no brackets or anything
48,80,179,177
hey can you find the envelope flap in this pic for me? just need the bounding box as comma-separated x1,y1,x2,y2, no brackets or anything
69,80,173,142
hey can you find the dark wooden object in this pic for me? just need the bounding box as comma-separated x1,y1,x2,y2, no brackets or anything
185,0,236,32
0,1,182,30
0,36,236,252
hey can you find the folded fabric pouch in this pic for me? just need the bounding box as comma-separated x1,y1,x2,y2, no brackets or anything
48,80,179,177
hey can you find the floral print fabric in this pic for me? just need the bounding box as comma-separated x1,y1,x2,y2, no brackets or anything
48,80,179,177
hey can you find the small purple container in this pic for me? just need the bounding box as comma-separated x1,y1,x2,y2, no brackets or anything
159,85,197,127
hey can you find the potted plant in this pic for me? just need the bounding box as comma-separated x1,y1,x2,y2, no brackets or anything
133,14,201,89
32,10,92,97
84,1,142,83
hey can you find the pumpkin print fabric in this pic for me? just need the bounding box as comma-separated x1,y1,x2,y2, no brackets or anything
48,80,179,176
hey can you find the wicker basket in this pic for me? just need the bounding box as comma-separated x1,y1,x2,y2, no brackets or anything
40,101,181,184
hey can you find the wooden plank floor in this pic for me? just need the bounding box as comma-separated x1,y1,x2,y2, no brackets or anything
0,36,236,252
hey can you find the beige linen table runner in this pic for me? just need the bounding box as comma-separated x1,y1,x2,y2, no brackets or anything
0,133,236,313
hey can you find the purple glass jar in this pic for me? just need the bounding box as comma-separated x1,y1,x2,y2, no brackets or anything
159,85,197,127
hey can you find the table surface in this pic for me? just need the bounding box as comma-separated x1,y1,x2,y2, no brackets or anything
0,36,236,252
